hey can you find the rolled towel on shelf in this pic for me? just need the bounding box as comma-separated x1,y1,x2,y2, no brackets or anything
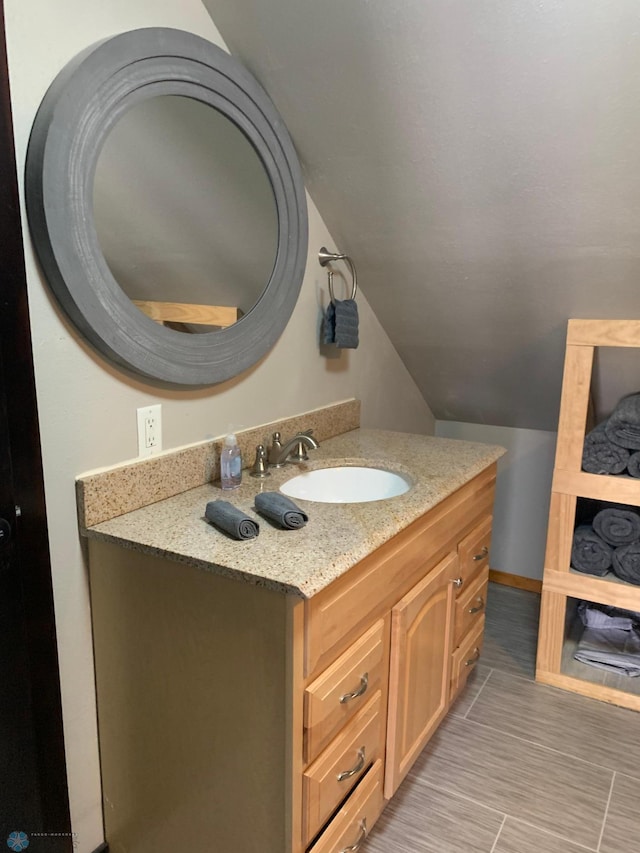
593,505,640,546
571,525,613,576
254,492,309,529
581,423,629,475
605,392,640,449
612,542,640,585
205,500,259,540
628,452,640,478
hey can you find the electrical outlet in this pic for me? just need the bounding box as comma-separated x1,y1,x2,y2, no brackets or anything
137,405,162,457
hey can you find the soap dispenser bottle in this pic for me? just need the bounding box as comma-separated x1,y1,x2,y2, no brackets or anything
220,433,242,490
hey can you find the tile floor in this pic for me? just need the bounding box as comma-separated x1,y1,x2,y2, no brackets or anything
361,583,640,853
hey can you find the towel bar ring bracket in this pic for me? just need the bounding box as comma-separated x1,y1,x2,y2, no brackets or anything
318,246,357,301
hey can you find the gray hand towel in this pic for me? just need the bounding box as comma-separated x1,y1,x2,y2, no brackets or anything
593,506,640,546
571,525,613,576
323,299,359,349
605,392,640,449
254,492,308,529
323,301,336,345
205,500,259,540
334,299,359,348
612,542,640,585
582,423,629,474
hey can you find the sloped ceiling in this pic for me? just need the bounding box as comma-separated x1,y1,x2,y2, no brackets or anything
203,0,640,430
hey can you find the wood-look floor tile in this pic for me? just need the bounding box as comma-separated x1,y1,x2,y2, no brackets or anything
493,817,595,852
363,778,503,853
409,715,611,849
481,584,540,679
467,669,640,779
448,664,491,718
599,773,640,853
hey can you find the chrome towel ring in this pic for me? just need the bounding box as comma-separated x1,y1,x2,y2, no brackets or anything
319,246,358,302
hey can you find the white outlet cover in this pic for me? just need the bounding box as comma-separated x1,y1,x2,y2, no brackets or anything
137,404,162,457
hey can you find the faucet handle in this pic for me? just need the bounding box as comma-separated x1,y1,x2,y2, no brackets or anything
268,431,283,466
290,440,310,463
250,444,271,478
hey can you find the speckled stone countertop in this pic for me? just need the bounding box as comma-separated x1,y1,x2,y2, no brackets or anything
84,429,505,598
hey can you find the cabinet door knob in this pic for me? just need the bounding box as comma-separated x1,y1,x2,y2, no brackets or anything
468,597,485,615
452,577,464,588
473,546,489,562
341,818,367,852
465,648,481,668
337,747,366,782
340,673,369,704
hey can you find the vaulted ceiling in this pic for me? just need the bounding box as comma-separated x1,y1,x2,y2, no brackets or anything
203,0,640,430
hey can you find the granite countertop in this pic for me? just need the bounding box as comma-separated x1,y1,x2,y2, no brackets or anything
84,428,505,598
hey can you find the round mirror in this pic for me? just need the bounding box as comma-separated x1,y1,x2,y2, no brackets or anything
25,28,308,385
93,95,278,333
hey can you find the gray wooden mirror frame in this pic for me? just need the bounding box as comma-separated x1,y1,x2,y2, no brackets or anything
25,27,308,385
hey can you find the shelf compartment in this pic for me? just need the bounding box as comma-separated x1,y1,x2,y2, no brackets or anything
538,594,640,711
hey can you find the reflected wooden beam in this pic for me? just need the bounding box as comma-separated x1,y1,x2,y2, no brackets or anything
133,299,240,327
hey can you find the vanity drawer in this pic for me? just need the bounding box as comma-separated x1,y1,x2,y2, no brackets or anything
303,691,382,846
305,618,387,765
453,566,489,647
450,615,485,701
455,515,492,595
307,760,384,853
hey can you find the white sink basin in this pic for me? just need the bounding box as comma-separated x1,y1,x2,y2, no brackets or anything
280,466,412,504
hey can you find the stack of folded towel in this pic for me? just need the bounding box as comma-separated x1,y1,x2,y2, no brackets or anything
574,601,640,677
571,504,640,584
582,392,640,476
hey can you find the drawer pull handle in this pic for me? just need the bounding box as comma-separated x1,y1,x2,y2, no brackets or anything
473,546,489,562
341,818,367,852
465,648,481,668
468,597,485,615
337,747,366,782
452,577,464,588
340,673,369,704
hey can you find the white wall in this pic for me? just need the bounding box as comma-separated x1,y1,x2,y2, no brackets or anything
435,421,557,582
4,3,435,849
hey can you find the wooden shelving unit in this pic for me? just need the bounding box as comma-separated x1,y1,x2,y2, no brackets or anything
536,319,640,711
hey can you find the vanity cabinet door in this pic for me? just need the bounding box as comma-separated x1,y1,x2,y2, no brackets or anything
384,551,458,798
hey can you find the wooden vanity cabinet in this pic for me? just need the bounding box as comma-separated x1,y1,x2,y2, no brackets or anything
88,464,496,853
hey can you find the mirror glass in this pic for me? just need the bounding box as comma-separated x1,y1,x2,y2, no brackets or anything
92,95,279,333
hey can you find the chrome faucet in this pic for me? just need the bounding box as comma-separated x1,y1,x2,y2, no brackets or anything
269,430,319,467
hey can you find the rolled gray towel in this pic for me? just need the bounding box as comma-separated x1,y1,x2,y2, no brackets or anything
628,452,640,478
582,423,629,474
205,500,259,540
593,506,640,546
571,525,613,576
612,542,640,585
254,492,308,529
605,392,640,449
574,625,640,676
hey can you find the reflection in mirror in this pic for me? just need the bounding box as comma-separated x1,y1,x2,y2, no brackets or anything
92,95,279,333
